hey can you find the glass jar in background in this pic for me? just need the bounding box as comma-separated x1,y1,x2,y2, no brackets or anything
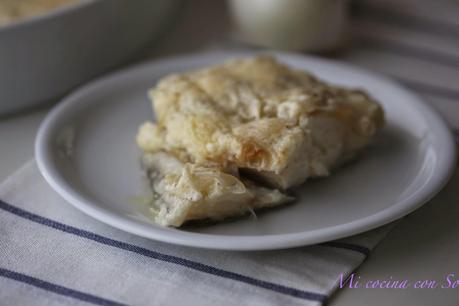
228,0,350,52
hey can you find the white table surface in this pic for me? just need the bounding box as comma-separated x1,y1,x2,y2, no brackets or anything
1,1,458,305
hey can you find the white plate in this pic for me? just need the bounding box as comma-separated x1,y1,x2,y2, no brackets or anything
35,51,456,251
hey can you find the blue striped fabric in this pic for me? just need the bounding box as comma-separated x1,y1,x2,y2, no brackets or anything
0,161,392,306
0,199,330,303
348,0,459,129
0,268,126,306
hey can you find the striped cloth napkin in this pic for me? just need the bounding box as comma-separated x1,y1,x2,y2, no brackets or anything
1,0,458,305
0,161,393,306
348,0,459,131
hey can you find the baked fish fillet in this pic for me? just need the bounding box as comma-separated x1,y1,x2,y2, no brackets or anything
142,152,292,227
137,56,384,190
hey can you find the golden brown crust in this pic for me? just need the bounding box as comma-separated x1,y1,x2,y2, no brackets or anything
137,56,385,188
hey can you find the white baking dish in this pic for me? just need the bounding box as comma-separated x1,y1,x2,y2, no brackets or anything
0,0,180,114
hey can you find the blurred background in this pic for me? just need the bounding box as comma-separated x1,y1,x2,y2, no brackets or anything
150,0,459,130
1,0,458,154
0,0,457,133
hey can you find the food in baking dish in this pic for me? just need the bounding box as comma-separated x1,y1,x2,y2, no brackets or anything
0,0,77,26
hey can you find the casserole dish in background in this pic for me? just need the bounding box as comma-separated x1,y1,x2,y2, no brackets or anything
0,0,180,114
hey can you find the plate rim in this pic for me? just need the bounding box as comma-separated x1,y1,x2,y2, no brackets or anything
35,50,457,251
